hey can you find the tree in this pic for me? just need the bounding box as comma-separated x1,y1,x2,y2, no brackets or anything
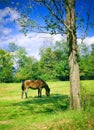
86,43,94,79
64,0,81,109
16,47,27,68
7,42,19,52
79,43,94,80
0,49,14,82
39,41,69,80
54,41,69,80
39,47,58,80
33,0,81,109
90,44,94,78
79,43,90,79
15,47,38,81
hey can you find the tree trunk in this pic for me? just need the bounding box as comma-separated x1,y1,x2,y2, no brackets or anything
65,0,81,109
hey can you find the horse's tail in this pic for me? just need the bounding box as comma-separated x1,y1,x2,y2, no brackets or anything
21,81,25,91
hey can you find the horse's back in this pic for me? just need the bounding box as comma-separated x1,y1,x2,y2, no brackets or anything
34,79,48,88
25,80,32,84
23,80,32,89
34,79,42,84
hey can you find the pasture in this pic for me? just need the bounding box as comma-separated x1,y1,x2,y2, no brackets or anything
0,80,94,130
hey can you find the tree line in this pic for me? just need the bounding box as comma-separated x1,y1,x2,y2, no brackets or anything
0,41,94,83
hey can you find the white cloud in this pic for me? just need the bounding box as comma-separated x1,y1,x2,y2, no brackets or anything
2,27,12,35
0,32,64,59
83,36,94,45
0,7,20,24
77,36,94,46
0,29,94,59
0,7,20,36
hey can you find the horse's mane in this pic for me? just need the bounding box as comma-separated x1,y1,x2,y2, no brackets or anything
35,78,50,90
39,79,50,91
38,78,46,83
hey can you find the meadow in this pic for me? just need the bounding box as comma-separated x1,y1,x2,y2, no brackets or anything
0,80,94,130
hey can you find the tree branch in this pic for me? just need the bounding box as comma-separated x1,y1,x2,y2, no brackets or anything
41,1,72,33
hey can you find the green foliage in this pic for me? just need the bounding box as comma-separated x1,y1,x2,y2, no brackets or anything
15,47,27,68
39,41,69,81
15,48,38,81
0,49,14,82
79,43,94,79
14,41,94,81
81,80,94,111
0,41,94,83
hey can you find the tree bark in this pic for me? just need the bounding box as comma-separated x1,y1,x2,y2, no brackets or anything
65,0,81,109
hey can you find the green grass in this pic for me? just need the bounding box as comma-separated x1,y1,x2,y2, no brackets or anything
0,80,94,130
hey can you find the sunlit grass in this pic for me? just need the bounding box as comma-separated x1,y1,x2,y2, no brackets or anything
0,80,94,130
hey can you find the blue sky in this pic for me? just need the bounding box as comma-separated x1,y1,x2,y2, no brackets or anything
0,0,94,59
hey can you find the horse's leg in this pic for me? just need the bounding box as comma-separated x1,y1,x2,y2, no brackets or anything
38,88,40,97
40,89,42,97
25,89,28,98
38,88,42,98
21,90,24,99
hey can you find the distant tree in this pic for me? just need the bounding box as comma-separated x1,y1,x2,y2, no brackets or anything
91,43,94,52
15,47,27,68
39,47,57,80
0,49,14,82
39,41,69,80
79,43,94,80
79,42,90,57
88,43,94,79
15,47,38,81
7,42,19,52
53,41,69,80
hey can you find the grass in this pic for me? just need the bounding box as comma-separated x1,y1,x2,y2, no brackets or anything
0,80,94,130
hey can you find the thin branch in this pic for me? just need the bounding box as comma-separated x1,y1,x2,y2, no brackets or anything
53,0,62,19
41,1,72,33
81,3,91,43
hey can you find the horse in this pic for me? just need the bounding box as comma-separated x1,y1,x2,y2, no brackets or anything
21,79,50,99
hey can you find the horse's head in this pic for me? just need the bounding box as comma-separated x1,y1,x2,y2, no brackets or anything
46,88,50,96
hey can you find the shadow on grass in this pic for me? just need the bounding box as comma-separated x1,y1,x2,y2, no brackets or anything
12,94,70,114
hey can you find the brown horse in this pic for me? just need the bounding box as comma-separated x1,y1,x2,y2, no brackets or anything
21,79,50,98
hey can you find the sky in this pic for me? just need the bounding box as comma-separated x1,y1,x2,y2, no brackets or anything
0,0,94,59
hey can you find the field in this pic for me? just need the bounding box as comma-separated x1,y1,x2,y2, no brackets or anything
0,80,94,130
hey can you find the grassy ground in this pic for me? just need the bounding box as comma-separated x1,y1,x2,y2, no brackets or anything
0,80,94,130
